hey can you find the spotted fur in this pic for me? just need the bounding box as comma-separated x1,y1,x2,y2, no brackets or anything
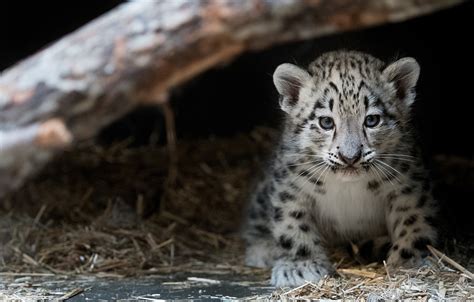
242,50,438,287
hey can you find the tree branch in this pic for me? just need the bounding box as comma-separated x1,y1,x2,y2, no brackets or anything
0,0,463,197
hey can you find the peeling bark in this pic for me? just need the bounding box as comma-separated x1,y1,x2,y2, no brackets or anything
0,0,463,196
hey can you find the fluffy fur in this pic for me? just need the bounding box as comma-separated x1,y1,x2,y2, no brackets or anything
242,50,438,287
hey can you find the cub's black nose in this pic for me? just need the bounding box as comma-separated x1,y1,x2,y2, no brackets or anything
338,151,362,165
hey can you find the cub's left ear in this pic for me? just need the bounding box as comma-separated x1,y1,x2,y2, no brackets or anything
382,57,420,106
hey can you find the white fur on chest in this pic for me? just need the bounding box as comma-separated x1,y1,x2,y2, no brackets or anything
299,173,387,240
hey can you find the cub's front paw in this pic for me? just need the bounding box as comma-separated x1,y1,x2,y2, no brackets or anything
387,245,428,269
271,259,334,287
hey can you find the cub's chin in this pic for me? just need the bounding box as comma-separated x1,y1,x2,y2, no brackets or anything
333,167,366,182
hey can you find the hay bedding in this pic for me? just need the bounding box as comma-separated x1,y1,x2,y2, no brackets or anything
0,127,473,300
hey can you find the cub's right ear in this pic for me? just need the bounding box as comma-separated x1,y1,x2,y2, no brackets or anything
273,63,311,113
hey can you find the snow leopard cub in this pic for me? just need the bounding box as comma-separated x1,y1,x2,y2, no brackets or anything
242,50,438,287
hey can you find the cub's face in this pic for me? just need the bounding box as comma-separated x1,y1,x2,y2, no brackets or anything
274,51,419,180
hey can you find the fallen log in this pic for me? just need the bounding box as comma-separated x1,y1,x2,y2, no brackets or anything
0,0,463,197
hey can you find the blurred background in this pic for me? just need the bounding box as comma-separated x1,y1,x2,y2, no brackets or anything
1,1,473,229
1,0,473,229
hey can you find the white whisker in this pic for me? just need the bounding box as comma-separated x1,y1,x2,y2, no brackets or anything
376,156,414,162
295,163,328,195
321,164,332,183
374,161,401,184
377,153,415,158
369,163,384,184
289,161,326,185
376,159,404,177
316,164,331,185
288,160,325,167
373,162,395,186
283,153,321,158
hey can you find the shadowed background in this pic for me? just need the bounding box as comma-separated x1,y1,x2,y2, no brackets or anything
1,0,472,242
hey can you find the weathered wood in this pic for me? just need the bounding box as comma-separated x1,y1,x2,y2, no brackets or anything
0,0,463,197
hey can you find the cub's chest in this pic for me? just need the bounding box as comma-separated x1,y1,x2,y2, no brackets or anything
301,174,387,239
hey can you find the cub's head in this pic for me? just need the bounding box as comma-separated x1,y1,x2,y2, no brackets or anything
274,51,419,180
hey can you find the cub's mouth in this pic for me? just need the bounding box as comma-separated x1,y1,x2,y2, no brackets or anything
339,166,360,175
332,166,366,180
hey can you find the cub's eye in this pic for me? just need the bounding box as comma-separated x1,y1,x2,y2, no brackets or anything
319,117,335,130
364,115,381,128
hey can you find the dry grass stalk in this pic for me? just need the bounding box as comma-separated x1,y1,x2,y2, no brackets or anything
338,268,378,279
428,245,474,280
57,288,84,301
